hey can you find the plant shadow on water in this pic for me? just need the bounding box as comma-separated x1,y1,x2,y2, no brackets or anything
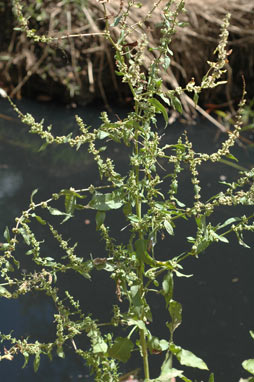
0,98,254,381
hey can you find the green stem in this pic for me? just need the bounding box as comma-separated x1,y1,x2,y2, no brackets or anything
140,328,150,381
133,110,150,381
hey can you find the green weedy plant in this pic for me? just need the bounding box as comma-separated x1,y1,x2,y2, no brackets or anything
1,1,254,381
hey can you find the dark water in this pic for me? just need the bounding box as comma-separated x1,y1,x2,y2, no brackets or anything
0,97,254,382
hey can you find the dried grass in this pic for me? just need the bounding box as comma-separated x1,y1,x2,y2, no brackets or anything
1,0,253,113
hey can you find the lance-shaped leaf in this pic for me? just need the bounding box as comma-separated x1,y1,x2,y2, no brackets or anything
33,353,40,373
169,94,183,114
148,98,168,125
64,191,76,215
95,211,106,229
162,271,174,307
3,226,10,242
164,220,174,235
167,300,182,334
170,343,208,370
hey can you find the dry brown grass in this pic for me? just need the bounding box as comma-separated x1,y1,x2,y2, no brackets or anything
1,0,253,115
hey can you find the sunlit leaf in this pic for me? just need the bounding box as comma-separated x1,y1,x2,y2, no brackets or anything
90,192,123,211
33,353,40,373
30,188,38,203
31,214,46,225
64,191,76,215
168,300,182,334
97,130,109,139
57,346,65,358
19,227,31,246
162,271,173,307
0,286,12,298
242,359,254,375
164,220,174,235
163,56,171,70
48,207,66,216
218,217,241,229
22,351,30,369
170,344,208,370
226,153,238,162
93,339,108,354
158,368,185,381
3,226,10,242
127,318,146,331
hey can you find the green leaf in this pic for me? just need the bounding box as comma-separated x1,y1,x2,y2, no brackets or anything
164,220,174,235
196,238,210,255
217,217,241,229
31,214,46,225
157,368,185,381
210,231,229,243
170,344,208,370
57,346,65,358
219,159,247,172
22,352,30,368
108,337,133,363
226,153,238,162
250,330,254,340
30,188,38,203
95,211,106,229
193,92,199,106
111,15,122,27
134,238,147,262
130,284,143,317
64,191,76,215
168,300,182,334
117,30,125,44
90,192,123,211
208,373,215,382
0,286,12,298
158,93,171,106
115,71,124,77
148,98,168,125
123,203,132,216
243,359,254,375
19,227,30,246
93,339,108,354
127,318,146,331
195,215,206,230
97,130,109,139
162,271,173,307
148,336,168,353
173,198,185,207
33,353,40,373
38,142,49,152
169,95,183,114
48,207,66,216
3,226,10,242
163,56,171,70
